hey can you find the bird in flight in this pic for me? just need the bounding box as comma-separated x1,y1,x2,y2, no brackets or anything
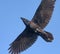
8,0,56,54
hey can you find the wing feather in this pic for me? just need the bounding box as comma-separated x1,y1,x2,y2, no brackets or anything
8,28,38,54
32,0,56,29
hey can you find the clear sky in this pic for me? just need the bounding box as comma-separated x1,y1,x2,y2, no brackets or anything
0,0,60,54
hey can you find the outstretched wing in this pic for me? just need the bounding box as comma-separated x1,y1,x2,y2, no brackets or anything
32,0,56,29
8,28,38,54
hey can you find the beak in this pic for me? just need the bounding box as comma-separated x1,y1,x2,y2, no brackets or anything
21,17,30,26
21,17,26,22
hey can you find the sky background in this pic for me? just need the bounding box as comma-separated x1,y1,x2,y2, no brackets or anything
0,0,60,54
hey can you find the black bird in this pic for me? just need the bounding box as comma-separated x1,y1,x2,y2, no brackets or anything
9,0,56,54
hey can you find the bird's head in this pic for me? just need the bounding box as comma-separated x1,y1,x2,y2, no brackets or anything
21,17,30,26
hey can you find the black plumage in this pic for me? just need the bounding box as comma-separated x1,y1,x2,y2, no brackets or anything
8,0,56,54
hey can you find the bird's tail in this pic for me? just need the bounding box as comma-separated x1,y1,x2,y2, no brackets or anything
40,31,54,42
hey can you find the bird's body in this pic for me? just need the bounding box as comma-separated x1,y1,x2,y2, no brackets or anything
9,0,56,54
21,18,53,42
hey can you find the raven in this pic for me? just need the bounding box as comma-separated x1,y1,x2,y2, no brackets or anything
9,0,56,54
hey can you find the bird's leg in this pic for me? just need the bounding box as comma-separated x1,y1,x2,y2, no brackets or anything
35,27,44,33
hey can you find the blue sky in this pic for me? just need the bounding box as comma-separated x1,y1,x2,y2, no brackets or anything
0,0,60,54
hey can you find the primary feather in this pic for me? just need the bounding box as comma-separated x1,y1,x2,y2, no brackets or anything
32,0,56,29
8,28,38,54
